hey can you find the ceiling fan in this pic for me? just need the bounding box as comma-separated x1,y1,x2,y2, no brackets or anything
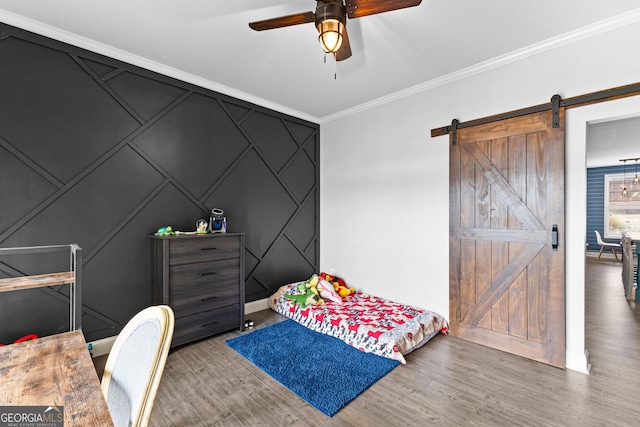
249,0,423,61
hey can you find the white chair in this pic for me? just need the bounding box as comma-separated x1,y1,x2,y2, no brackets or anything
101,305,174,427
594,230,621,261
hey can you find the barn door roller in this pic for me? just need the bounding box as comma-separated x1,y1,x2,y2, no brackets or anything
450,119,459,146
551,95,561,128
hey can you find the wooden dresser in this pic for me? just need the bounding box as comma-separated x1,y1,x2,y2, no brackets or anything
150,233,245,347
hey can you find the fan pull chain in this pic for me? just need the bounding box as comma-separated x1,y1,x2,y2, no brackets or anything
322,53,338,80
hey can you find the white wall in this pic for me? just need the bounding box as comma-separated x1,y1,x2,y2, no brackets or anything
320,20,640,372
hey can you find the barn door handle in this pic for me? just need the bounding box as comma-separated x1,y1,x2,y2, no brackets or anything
552,224,559,251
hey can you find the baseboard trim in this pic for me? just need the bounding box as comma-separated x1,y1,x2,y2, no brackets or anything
88,335,117,358
566,349,591,374
89,299,271,357
245,298,269,314
585,251,620,261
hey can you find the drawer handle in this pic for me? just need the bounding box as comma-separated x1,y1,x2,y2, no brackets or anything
200,247,217,251
200,296,217,302
200,272,218,276
200,321,219,328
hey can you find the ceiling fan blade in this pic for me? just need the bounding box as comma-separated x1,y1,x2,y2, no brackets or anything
249,11,315,31
345,0,422,19
335,27,352,61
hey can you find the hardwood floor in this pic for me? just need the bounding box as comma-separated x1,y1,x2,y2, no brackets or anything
139,259,639,426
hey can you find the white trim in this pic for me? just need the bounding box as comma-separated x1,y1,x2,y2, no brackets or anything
586,251,620,260
566,349,591,374
245,298,269,314
88,335,117,358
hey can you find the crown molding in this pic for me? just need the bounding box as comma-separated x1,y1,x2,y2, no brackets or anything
319,7,640,124
0,9,320,124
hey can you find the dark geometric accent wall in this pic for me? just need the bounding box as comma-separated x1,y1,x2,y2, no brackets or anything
0,23,319,343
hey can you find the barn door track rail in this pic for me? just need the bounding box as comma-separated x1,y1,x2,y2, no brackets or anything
432,81,640,145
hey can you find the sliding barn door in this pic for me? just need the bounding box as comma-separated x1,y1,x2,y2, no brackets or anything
449,109,565,367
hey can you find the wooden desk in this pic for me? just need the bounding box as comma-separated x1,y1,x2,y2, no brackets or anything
0,330,114,426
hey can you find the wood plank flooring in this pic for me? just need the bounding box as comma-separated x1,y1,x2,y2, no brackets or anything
134,258,639,425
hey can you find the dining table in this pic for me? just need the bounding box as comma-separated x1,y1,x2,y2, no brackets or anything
0,330,114,426
624,231,640,243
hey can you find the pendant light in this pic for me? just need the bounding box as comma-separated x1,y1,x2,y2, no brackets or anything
621,159,628,197
634,158,639,186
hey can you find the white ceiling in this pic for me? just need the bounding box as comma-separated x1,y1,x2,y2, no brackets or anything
587,115,640,168
2,1,640,125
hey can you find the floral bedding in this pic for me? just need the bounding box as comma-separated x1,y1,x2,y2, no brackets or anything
269,282,449,364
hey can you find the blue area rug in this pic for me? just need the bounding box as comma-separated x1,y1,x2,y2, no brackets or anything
226,319,400,417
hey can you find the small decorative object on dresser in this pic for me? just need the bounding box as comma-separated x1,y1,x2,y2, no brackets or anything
209,208,227,233
195,219,208,234
150,233,245,347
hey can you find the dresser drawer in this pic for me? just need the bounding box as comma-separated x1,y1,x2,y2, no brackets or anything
169,283,239,315
172,304,240,347
169,258,240,292
169,235,240,266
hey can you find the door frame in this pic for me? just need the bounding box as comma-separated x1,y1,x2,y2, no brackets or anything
565,95,640,373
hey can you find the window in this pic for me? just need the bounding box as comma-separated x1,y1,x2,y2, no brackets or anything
604,172,640,238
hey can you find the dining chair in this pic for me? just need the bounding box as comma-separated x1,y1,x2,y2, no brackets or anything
594,230,621,261
101,305,174,427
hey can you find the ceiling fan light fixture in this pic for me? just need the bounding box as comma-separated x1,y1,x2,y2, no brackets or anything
317,18,343,53
314,1,347,54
